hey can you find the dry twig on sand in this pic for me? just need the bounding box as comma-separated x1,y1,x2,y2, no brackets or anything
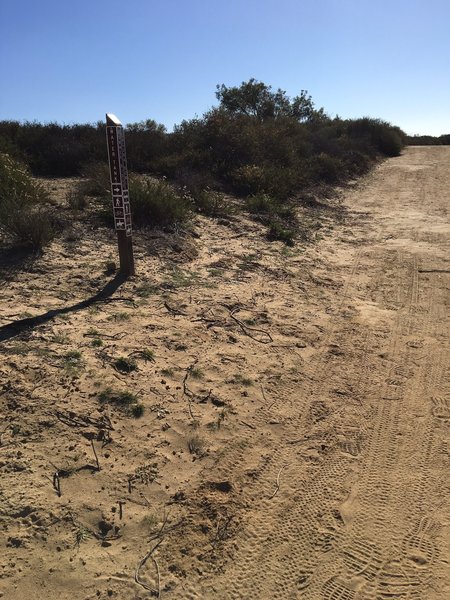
182,359,199,420
134,511,176,597
269,464,288,499
219,303,273,344
163,301,188,316
229,310,273,343
135,539,162,596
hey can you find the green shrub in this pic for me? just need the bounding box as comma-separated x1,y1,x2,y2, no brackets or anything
344,150,372,176
80,161,110,197
0,83,406,234
66,162,110,211
229,163,304,200
246,192,295,220
7,207,58,249
376,128,404,157
0,152,57,250
191,188,229,216
246,192,276,214
0,152,48,209
267,219,295,246
229,164,266,195
123,176,191,229
311,153,344,184
346,118,405,157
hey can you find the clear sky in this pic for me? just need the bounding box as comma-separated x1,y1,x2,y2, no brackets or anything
1,0,449,135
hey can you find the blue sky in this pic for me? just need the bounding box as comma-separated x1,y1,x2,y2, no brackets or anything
1,0,449,135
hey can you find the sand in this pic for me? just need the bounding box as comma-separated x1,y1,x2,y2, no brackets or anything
0,146,449,599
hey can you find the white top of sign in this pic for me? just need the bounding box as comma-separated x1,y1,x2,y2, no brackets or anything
106,113,122,126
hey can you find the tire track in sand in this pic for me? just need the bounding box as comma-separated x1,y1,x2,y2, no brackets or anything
170,147,450,600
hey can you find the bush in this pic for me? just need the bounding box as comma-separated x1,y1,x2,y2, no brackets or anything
67,162,110,211
0,152,48,208
127,176,192,228
80,161,110,197
8,208,58,249
246,192,297,244
246,192,277,214
376,128,404,157
344,150,372,176
229,164,266,195
0,82,406,238
190,188,229,216
311,153,345,184
346,118,405,157
96,175,191,229
0,152,57,249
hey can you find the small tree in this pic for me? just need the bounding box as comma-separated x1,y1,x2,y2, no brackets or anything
215,78,324,122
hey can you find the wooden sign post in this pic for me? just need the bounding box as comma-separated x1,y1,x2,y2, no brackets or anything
106,113,135,276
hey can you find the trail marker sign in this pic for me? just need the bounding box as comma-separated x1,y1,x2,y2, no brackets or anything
106,114,135,275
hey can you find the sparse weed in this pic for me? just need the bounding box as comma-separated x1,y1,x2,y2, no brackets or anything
98,387,137,406
131,462,158,485
98,387,143,418
11,424,22,436
19,311,33,318
86,327,100,335
208,268,222,277
140,348,155,362
75,526,92,546
88,305,101,315
237,253,260,271
52,333,69,344
136,282,159,297
3,343,28,355
207,409,228,431
230,373,253,387
62,350,84,375
188,434,206,456
142,513,159,529
164,267,199,289
66,185,87,210
108,312,131,321
190,367,204,380
161,368,174,377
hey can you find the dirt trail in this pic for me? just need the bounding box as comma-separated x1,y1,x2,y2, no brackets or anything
172,146,450,599
0,147,449,599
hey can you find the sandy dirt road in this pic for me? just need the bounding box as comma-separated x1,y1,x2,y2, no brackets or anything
0,147,448,600
172,146,450,599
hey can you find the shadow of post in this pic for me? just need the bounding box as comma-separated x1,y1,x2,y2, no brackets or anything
0,273,128,343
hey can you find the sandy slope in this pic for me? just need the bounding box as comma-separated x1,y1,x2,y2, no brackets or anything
0,147,449,599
